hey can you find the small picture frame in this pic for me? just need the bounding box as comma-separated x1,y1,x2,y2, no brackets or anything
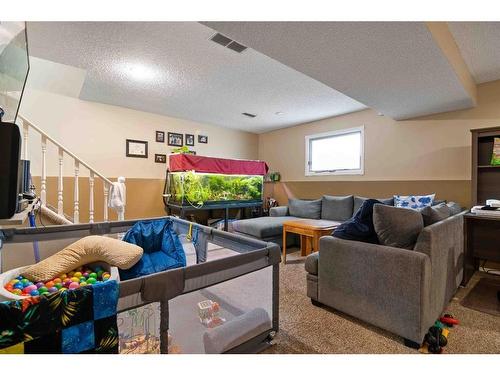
185,133,195,146
198,134,208,144
126,139,148,158
156,131,165,143
155,153,166,163
168,132,183,147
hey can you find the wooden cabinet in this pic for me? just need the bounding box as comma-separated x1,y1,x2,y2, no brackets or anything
471,127,500,205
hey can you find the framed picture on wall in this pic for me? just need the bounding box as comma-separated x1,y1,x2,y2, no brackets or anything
156,131,165,143
198,134,208,144
126,139,148,158
168,132,183,147
155,154,167,163
185,133,195,146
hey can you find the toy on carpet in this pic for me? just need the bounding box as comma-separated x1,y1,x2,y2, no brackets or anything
198,299,226,328
420,313,459,354
3,265,112,297
22,235,143,282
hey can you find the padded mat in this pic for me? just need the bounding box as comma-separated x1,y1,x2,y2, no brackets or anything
460,277,500,317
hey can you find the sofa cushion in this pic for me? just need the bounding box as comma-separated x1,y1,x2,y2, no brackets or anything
353,196,393,214
332,199,383,244
393,194,435,209
321,195,353,221
419,203,451,226
232,216,297,239
447,202,462,216
288,199,322,219
373,204,424,249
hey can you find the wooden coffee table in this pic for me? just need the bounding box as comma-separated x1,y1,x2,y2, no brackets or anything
282,219,340,264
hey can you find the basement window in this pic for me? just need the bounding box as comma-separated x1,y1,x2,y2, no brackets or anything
305,126,364,176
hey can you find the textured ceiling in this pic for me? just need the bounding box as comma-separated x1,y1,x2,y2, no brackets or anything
26,22,366,133
203,22,476,120
449,22,500,84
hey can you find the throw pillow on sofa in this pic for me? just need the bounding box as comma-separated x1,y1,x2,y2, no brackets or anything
332,199,386,244
393,194,435,209
321,195,353,221
373,204,424,249
353,196,393,214
419,203,451,226
288,198,322,219
447,202,462,215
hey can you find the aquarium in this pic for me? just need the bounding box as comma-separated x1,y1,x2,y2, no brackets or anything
165,154,267,208
168,171,263,207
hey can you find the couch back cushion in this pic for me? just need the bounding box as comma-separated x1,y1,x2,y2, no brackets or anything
288,198,322,219
447,202,462,216
353,196,393,214
373,204,424,249
419,203,451,226
321,195,353,221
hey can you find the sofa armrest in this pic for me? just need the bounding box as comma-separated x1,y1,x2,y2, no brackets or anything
317,236,432,342
270,206,289,217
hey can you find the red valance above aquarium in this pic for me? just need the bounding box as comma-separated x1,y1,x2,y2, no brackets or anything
168,154,269,176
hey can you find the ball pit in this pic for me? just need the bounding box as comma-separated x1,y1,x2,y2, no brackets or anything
2,265,113,299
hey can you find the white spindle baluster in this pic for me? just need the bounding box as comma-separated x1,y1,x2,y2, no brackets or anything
89,172,95,223
40,136,47,206
57,147,64,215
73,160,80,224
22,120,29,160
103,183,109,221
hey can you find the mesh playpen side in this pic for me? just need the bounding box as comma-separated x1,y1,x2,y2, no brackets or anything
0,216,281,354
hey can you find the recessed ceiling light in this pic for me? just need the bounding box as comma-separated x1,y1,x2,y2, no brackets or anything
118,63,160,82
275,111,284,115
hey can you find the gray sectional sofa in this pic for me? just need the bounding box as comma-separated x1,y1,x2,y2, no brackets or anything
233,194,466,346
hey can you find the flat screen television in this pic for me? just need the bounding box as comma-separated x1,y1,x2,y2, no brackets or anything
0,22,29,219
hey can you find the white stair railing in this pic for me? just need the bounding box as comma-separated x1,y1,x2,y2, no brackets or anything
18,114,125,224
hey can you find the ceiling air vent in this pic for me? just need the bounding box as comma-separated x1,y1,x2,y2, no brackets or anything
210,33,248,53
242,112,256,118
227,41,247,53
210,33,232,47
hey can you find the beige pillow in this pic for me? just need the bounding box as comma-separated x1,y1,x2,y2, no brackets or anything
23,235,143,282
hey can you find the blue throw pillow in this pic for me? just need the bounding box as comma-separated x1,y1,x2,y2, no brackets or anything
394,194,435,209
332,199,388,244
119,218,186,280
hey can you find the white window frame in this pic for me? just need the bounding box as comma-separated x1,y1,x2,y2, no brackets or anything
305,126,365,176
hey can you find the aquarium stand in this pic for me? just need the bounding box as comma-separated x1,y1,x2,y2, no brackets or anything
166,201,263,231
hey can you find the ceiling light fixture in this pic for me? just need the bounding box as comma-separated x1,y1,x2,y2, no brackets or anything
118,62,160,82
242,112,257,118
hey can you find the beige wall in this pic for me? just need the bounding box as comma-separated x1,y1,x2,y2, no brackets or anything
20,89,259,179
258,80,500,207
260,81,500,182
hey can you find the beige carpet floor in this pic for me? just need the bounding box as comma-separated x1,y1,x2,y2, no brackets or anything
263,249,500,354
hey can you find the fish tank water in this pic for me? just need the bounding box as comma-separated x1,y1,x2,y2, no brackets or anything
165,154,267,208
167,171,263,207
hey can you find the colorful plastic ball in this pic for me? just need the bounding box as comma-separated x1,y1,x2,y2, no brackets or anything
48,287,58,293
53,278,62,284
102,274,110,280
45,281,55,289
30,290,40,296
21,279,30,286
9,279,18,285
74,272,82,278
38,286,48,294
17,275,23,280
68,271,75,277
87,277,97,284
60,274,67,279
70,277,79,283
79,282,87,287
5,284,13,291
88,272,97,279
54,283,63,289
79,277,86,282
83,272,89,278
14,282,24,290
35,282,44,288
69,282,79,290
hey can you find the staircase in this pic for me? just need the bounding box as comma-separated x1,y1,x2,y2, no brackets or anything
17,114,125,224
